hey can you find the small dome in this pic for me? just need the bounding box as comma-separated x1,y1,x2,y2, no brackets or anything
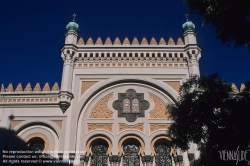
182,21,195,33
66,21,79,33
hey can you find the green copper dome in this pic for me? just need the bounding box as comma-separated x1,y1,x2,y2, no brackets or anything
182,21,195,33
66,21,79,33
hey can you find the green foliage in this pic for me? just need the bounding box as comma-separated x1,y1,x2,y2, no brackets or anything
184,0,250,48
168,73,250,166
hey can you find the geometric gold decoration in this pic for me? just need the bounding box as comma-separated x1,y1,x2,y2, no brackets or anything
15,83,23,92
42,83,50,91
105,37,112,45
86,37,94,45
123,37,130,45
159,38,167,45
149,93,169,118
52,82,60,91
89,93,113,118
81,81,98,95
95,37,103,45
119,123,144,133
77,37,84,44
1,84,4,92
11,120,24,129
177,38,184,45
6,83,14,92
24,133,49,153
24,83,32,92
33,83,41,91
52,120,63,129
88,123,112,133
114,37,121,45
168,37,175,45
150,123,170,133
164,81,180,93
150,38,157,45
132,37,139,45
141,37,148,45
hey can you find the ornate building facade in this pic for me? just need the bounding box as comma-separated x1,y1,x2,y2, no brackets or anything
0,19,201,166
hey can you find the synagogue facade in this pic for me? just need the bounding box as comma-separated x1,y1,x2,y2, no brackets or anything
0,19,201,166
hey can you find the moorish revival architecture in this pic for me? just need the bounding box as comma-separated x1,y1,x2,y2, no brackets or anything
1,17,207,166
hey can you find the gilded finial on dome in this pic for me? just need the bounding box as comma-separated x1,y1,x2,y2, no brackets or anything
86,38,94,45
123,37,130,45
66,14,79,33
42,83,50,91
231,83,239,93
177,38,184,45
132,38,139,45
150,38,157,45
6,83,14,92
1,84,5,92
33,83,41,92
114,37,121,45
24,83,32,92
15,83,23,92
73,13,76,22
141,38,148,45
159,38,166,45
105,37,112,45
95,37,103,45
52,82,60,91
168,37,175,45
185,14,188,21
77,37,84,44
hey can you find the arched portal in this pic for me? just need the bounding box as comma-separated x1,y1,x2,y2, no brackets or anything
154,138,172,166
122,138,141,166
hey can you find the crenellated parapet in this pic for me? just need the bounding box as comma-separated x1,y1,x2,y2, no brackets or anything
77,37,184,46
0,82,60,93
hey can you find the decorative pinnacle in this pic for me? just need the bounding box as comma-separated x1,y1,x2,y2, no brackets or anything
185,14,188,21
73,13,76,22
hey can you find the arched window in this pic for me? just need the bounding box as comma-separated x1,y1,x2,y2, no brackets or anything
27,137,45,152
154,140,172,166
123,145,140,166
91,144,108,166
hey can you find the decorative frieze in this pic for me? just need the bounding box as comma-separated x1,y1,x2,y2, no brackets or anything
119,123,144,133
150,123,170,133
89,93,113,118
149,93,169,118
87,123,113,133
0,98,58,104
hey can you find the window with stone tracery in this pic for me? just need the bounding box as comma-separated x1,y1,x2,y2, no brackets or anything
123,145,140,166
90,144,108,166
154,144,172,166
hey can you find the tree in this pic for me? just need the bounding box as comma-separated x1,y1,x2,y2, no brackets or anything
168,73,250,166
183,0,250,49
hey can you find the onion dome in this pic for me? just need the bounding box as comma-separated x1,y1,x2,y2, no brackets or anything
66,21,79,33
182,21,195,33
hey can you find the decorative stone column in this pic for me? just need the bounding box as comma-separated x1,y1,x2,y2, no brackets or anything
186,50,201,76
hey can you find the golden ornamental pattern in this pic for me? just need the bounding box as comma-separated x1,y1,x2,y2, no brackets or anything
150,123,170,133
164,81,180,93
11,120,24,129
89,93,113,118
119,123,144,133
149,93,169,118
87,123,112,133
81,81,98,95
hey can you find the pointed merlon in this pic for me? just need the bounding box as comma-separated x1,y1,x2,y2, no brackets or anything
240,83,246,92
77,37,84,44
15,83,23,92
132,37,139,45
24,83,32,92
231,83,239,93
123,37,130,45
42,83,50,91
141,37,148,45
105,37,112,45
86,38,94,45
33,83,41,91
159,38,166,45
6,83,14,92
150,38,157,45
114,37,121,45
168,37,175,45
52,82,60,91
177,38,184,45
1,84,5,92
95,37,103,45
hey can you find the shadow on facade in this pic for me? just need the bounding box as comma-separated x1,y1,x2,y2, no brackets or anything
0,127,70,166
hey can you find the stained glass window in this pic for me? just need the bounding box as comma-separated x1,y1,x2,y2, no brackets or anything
91,144,108,166
155,145,172,166
123,145,140,166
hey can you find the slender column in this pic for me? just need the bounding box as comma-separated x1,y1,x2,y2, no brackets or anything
186,50,201,76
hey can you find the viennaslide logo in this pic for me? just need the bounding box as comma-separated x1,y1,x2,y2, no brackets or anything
218,146,248,165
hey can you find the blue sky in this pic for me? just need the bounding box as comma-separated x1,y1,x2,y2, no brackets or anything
0,0,249,90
